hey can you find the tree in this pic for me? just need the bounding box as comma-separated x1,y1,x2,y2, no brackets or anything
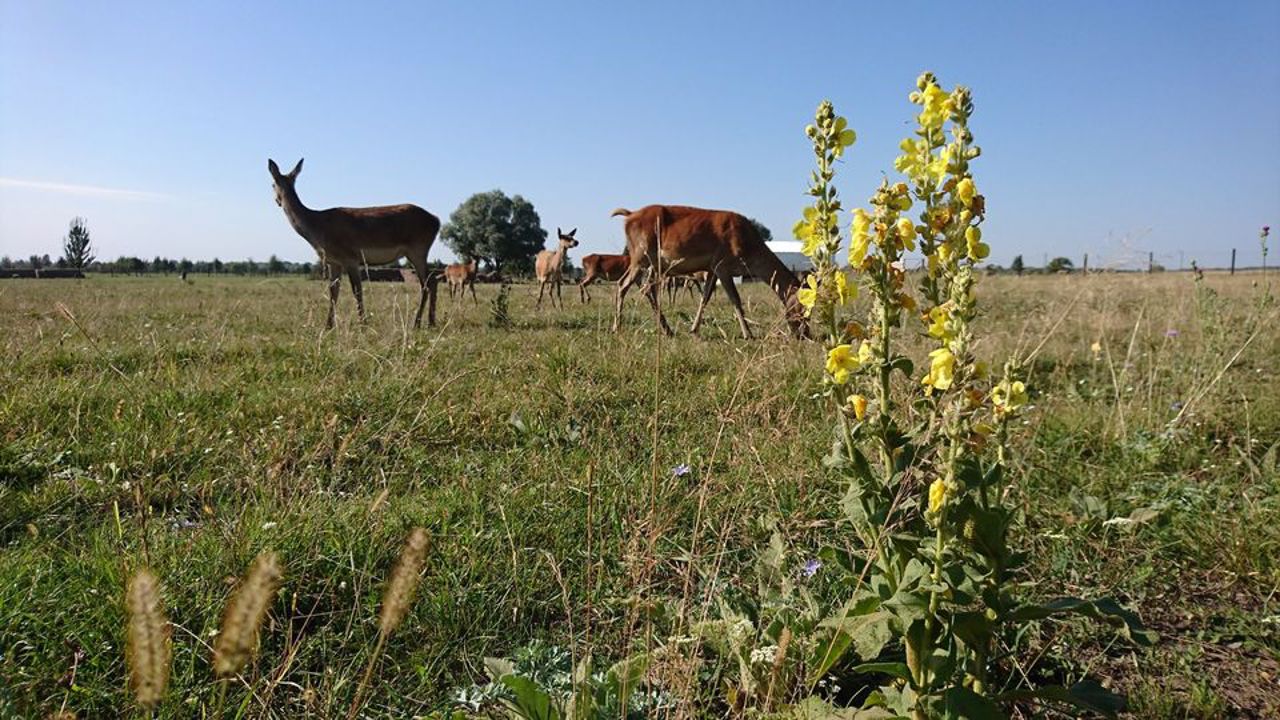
61,217,95,270
440,190,547,274
1010,254,1025,276
267,255,286,275
1046,256,1074,274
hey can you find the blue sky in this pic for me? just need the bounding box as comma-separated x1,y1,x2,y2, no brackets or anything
2,1,1277,269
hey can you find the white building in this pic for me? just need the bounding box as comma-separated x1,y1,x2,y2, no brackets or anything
766,240,813,274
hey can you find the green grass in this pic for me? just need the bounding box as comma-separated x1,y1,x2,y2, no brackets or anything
1,272,1277,717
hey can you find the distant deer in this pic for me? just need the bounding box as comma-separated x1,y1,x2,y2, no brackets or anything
267,158,440,329
610,205,805,339
664,272,705,305
578,253,630,303
444,257,478,303
535,228,579,308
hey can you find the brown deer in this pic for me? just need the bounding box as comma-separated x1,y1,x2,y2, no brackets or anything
268,159,440,329
577,252,630,303
535,228,579,308
610,205,805,339
444,257,478,303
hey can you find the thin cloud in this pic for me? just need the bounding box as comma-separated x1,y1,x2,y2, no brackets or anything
0,177,168,201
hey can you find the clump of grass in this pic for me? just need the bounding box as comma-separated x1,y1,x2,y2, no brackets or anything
348,527,430,719
124,568,170,712
489,279,513,328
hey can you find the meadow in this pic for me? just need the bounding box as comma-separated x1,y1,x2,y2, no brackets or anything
0,271,1277,718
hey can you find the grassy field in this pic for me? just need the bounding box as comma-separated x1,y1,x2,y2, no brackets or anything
1,272,1277,718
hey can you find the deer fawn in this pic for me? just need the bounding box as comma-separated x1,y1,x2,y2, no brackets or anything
535,228,579,309
444,257,478,304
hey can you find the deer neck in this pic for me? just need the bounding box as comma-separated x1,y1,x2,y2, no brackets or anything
280,187,319,243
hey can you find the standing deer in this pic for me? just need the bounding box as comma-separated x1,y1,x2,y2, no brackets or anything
268,158,440,329
444,257,479,303
577,252,630,303
535,228,579,308
610,205,806,339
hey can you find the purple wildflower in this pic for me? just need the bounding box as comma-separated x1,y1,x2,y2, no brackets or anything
1164,329,1179,338
801,559,822,578
672,463,691,478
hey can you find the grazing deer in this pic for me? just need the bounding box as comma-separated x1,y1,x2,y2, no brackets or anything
664,272,705,305
268,159,440,329
444,257,478,303
578,253,630,303
610,205,806,339
535,228,579,308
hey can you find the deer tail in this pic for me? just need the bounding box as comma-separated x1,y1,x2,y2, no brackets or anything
610,208,632,218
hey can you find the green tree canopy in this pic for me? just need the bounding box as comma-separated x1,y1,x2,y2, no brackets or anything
61,217,94,270
1046,256,1074,273
1010,254,1025,275
440,190,547,274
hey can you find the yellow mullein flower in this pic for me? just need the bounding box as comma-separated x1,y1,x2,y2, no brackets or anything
857,340,874,364
965,226,989,261
922,347,956,393
848,394,868,421
797,274,819,317
894,138,923,176
795,207,822,256
833,269,855,305
895,217,917,251
850,209,872,264
1090,340,1102,360
825,344,863,385
919,83,953,129
956,178,976,207
926,304,955,342
928,478,948,514
991,379,1028,415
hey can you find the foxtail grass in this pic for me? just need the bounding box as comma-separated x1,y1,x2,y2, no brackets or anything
125,568,170,714
211,552,283,715
348,527,430,720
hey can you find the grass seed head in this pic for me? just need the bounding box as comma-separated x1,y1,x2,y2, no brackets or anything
125,567,171,709
379,527,430,636
213,551,282,678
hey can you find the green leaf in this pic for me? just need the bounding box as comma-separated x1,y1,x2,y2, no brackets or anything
500,675,561,720
1006,597,1158,645
849,661,912,679
484,656,515,681
819,609,894,662
1000,678,1126,717
808,630,853,683
919,686,1006,720
604,653,650,710
950,611,992,650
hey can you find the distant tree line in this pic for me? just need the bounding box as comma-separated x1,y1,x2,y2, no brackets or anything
0,253,315,276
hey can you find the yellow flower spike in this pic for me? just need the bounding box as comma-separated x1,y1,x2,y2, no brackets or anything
797,274,819,317
919,83,953,129
992,379,1028,415
849,394,868,421
922,347,956,393
926,304,955,341
928,478,948,514
956,178,976,207
825,344,863,385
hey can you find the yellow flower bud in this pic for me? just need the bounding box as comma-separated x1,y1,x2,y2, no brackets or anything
849,394,868,421
956,178,976,207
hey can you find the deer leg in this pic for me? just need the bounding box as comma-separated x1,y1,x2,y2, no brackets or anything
642,272,674,336
690,273,718,335
469,280,478,304
407,255,431,328
554,278,563,308
579,279,590,304
537,280,547,307
612,267,643,332
347,268,366,322
716,272,752,339
326,272,341,329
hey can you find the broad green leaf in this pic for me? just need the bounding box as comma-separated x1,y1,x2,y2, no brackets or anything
604,653,649,709
920,686,1006,720
1006,597,1158,645
849,661,911,679
1000,678,1126,717
500,674,560,720
819,609,894,663
484,656,515,681
808,630,853,684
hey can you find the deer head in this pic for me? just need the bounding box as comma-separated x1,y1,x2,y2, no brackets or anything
556,227,579,251
267,158,304,207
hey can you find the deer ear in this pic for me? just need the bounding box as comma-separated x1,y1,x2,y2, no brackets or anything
288,158,304,178
268,159,281,177
569,228,577,237
556,227,562,237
